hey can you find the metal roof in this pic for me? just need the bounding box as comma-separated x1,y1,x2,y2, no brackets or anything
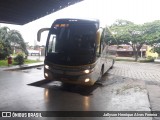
0,0,83,25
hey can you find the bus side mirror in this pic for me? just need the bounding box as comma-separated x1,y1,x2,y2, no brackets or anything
37,28,50,42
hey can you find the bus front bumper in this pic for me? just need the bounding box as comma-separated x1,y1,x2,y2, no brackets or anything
44,68,99,86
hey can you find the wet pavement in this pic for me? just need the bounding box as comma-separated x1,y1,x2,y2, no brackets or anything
109,61,160,120
109,61,160,82
0,63,155,120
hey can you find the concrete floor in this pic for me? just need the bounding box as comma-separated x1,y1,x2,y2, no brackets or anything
0,64,153,120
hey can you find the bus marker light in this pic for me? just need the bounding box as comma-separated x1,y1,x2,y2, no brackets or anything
45,65,49,69
85,78,90,83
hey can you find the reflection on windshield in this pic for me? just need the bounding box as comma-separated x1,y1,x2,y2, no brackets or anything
46,23,97,66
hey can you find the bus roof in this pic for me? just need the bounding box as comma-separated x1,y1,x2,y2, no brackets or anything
52,18,99,25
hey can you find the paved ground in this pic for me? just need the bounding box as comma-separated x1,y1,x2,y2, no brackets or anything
109,61,160,120
0,63,153,120
0,61,160,120
109,61,160,82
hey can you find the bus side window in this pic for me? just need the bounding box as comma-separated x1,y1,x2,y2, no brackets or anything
97,28,106,56
96,29,102,56
48,34,56,53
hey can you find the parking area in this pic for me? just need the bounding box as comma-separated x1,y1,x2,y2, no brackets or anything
109,61,160,82
109,61,160,113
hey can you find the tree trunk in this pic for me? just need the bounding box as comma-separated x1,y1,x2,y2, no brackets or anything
131,43,144,62
131,44,137,61
13,46,15,54
132,50,138,61
135,51,139,61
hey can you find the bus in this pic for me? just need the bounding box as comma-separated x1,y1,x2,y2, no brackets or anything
37,18,116,86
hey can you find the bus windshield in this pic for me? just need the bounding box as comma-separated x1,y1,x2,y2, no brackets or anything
46,23,98,66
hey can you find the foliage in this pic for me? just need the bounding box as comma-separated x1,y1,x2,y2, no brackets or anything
24,59,41,64
7,30,28,55
154,46,160,55
105,19,160,61
147,56,156,60
0,37,11,60
0,58,41,66
0,27,28,60
104,27,117,45
140,56,155,62
115,58,135,62
0,59,8,66
14,53,24,65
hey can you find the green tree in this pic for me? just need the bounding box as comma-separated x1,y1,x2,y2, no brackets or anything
154,44,160,56
0,27,28,59
0,27,11,59
14,53,24,65
105,19,160,61
7,30,28,55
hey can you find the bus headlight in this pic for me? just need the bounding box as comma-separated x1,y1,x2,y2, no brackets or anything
45,73,48,77
84,69,90,74
45,65,49,69
85,78,90,83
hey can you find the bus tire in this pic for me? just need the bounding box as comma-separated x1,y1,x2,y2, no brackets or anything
98,65,104,81
110,59,115,69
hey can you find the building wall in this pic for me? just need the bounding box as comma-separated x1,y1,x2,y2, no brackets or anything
41,47,45,56
117,51,146,57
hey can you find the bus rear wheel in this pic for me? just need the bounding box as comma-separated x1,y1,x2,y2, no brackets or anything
98,66,104,81
110,59,115,69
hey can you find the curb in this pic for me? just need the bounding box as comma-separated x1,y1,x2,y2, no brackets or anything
154,59,160,63
3,63,44,71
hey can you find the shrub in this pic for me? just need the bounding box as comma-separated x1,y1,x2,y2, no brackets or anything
14,53,24,65
0,43,11,60
154,47,160,55
140,59,154,63
140,56,155,63
147,56,156,60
